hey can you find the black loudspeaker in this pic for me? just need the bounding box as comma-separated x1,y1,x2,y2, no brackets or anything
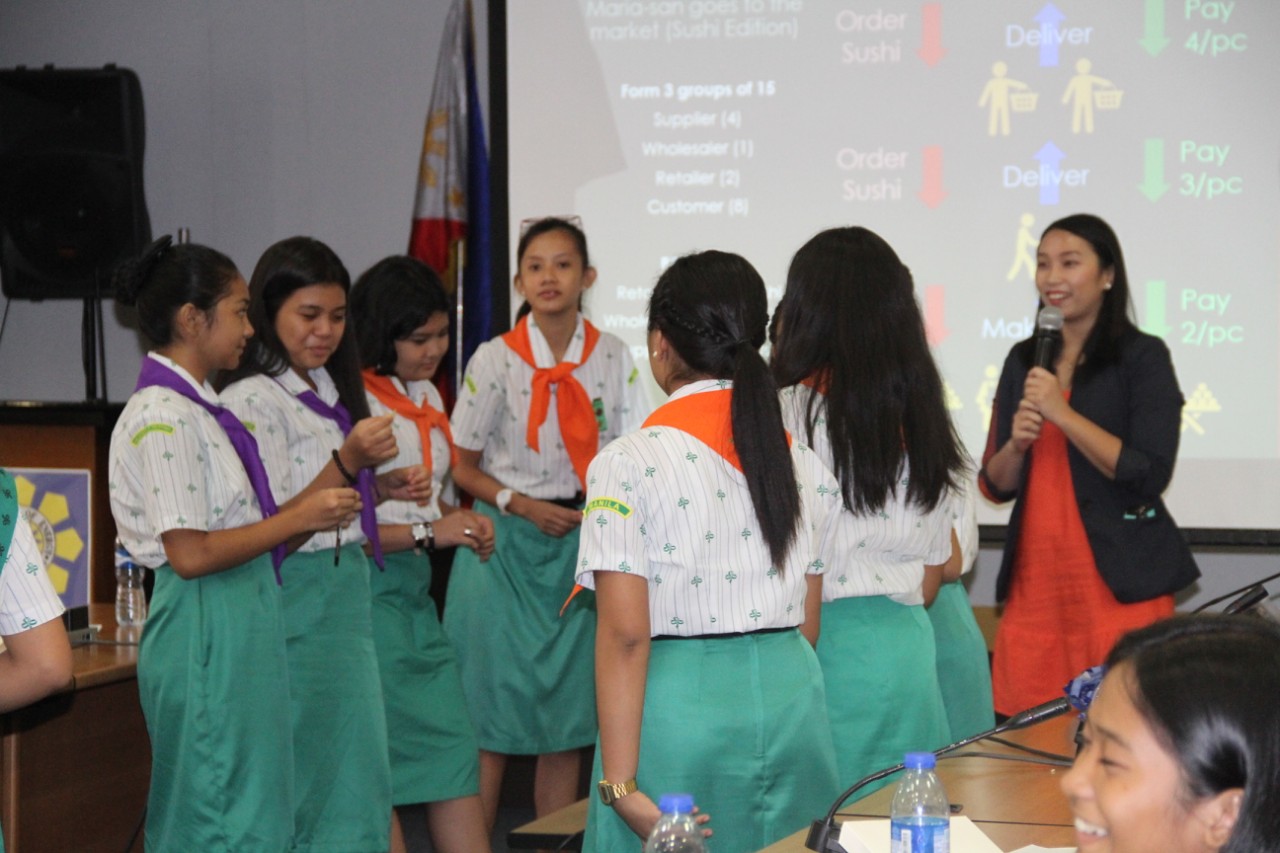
0,66,151,300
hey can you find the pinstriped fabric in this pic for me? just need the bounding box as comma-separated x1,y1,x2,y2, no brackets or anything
366,377,453,524
450,313,648,497
949,473,980,574
0,493,66,633
109,354,266,568
576,380,840,636
778,384,953,604
222,369,363,553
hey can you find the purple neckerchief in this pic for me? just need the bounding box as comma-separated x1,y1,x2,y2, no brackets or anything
134,357,285,581
293,388,385,569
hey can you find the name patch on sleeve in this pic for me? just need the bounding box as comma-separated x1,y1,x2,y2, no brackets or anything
584,497,632,518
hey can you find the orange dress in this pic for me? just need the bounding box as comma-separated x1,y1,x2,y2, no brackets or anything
991,400,1172,715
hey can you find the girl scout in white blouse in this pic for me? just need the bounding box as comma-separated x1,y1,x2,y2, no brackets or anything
107,240,359,851
576,250,841,853
351,256,495,853
0,467,73,853
772,226,972,792
0,467,71,706
445,217,648,828
221,236,415,853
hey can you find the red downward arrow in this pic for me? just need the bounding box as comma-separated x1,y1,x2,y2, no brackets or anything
924,285,950,345
917,3,946,66
918,146,947,208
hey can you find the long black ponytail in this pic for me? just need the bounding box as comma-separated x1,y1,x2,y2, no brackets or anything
648,251,800,568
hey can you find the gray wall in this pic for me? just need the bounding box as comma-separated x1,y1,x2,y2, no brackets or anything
1,0,1272,609
0,0,484,402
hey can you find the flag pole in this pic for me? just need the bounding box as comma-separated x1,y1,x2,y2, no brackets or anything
455,237,466,396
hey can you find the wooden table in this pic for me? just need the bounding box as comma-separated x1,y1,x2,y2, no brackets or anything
1,604,149,853
759,715,1079,852
509,798,590,850
509,715,1081,851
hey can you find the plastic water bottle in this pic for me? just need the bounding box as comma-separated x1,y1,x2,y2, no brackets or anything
114,540,148,627
890,752,950,853
644,792,706,853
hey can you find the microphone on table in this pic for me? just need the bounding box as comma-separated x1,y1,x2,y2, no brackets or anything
803,665,1105,853
1032,305,1064,371
1192,571,1280,616
1223,585,1270,615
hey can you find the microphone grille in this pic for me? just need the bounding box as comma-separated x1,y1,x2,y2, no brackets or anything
1037,305,1064,332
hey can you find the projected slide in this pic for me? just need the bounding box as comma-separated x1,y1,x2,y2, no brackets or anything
506,1,1279,530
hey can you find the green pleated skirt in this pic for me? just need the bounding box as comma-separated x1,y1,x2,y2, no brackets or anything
816,596,951,796
371,549,480,804
281,545,391,853
927,582,995,741
443,503,597,754
583,629,839,853
137,554,295,852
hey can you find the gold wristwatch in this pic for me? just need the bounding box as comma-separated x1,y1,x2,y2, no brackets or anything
597,777,637,805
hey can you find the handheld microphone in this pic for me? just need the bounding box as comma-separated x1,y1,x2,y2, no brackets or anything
804,664,1104,853
1032,306,1064,370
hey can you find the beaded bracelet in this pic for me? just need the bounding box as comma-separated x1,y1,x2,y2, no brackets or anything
331,449,359,485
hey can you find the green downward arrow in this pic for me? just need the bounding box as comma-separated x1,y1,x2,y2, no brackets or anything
1139,0,1170,56
1139,139,1170,202
1143,280,1172,338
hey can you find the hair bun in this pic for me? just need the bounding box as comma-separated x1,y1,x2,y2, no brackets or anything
112,235,173,306
111,256,145,306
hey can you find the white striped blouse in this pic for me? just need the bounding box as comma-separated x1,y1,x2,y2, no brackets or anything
1,514,67,635
778,384,953,605
109,354,267,568
576,380,840,636
222,368,364,552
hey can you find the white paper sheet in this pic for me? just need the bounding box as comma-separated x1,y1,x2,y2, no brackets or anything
838,816,1005,853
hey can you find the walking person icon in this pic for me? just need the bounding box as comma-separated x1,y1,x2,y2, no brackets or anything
1006,213,1037,281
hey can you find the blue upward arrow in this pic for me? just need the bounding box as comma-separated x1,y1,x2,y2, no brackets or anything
1036,2,1066,67
1035,141,1066,205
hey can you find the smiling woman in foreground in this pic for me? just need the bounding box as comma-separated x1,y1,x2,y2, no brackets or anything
1063,614,1280,853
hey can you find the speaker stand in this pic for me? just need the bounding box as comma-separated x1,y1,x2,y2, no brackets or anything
81,289,108,403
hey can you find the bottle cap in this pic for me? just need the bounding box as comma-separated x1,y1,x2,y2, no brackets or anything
115,539,137,570
903,752,937,770
657,793,695,814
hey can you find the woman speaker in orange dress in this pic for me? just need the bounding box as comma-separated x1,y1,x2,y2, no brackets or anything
979,213,1198,716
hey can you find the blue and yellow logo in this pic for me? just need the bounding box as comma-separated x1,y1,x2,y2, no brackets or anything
12,470,90,604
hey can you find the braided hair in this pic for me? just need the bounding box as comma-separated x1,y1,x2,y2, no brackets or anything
648,251,800,569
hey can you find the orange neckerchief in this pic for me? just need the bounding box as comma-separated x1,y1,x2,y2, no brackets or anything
501,314,601,490
642,385,790,472
362,369,458,479
799,370,830,395
562,385,791,616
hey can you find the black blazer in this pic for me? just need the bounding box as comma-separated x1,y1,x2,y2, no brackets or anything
980,328,1199,603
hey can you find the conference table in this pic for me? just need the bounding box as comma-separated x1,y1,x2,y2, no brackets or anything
510,714,1080,851
0,604,149,853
